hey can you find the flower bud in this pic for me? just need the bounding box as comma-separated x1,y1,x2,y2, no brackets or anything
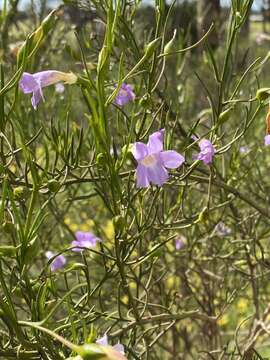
76,344,105,360
13,186,28,200
68,263,87,271
144,37,161,59
47,179,61,193
218,108,233,125
164,29,177,55
256,88,270,102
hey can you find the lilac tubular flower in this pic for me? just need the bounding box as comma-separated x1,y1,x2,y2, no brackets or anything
45,251,66,272
96,335,125,355
196,139,215,165
132,129,185,188
19,71,77,110
265,134,270,146
71,231,101,252
114,83,135,106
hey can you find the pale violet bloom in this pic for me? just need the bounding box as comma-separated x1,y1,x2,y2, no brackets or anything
214,222,231,237
196,139,215,165
19,71,77,109
45,251,66,271
132,129,185,188
114,83,135,106
96,334,125,355
175,236,186,250
240,146,249,154
265,134,270,146
71,231,101,252
55,82,65,94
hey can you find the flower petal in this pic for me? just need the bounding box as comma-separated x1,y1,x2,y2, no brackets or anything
50,255,66,271
132,142,148,161
45,251,66,271
147,163,168,186
33,70,62,87
71,231,101,252
199,139,213,151
136,164,150,188
75,231,99,243
31,87,44,110
160,150,185,169
196,139,215,165
265,134,270,146
114,83,135,106
19,72,39,93
96,335,108,346
147,129,164,154
113,343,125,354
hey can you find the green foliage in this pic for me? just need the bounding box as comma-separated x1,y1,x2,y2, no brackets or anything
1,0,270,359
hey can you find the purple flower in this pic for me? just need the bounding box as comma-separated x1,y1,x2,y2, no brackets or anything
114,83,135,106
175,236,186,250
240,146,249,154
265,135,270,146
132,129,185,188
71,231,101,252
96,334,125,355
55,83,65,94
19,71,77,110
196,139,215,165
214,222,231,237
45,251,66,271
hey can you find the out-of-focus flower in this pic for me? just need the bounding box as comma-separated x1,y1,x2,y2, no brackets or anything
114,83,135,106
217,314,229,327
103,220,115,240
239,146,249,154
71,231,101,252
9,41,24,57
132,129,185,188
237,298,248,312
19,71,77,109
55,82,65,93
255,33,264,45
45,251,66,271
265,134,270,146
175,236,186,250
195,139,215,165
255,33,270,45
96,335,125,355
214,222,231,237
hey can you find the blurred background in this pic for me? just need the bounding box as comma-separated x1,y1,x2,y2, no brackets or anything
2,0,270,50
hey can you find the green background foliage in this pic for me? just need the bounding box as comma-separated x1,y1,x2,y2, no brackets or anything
1,0,270,359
